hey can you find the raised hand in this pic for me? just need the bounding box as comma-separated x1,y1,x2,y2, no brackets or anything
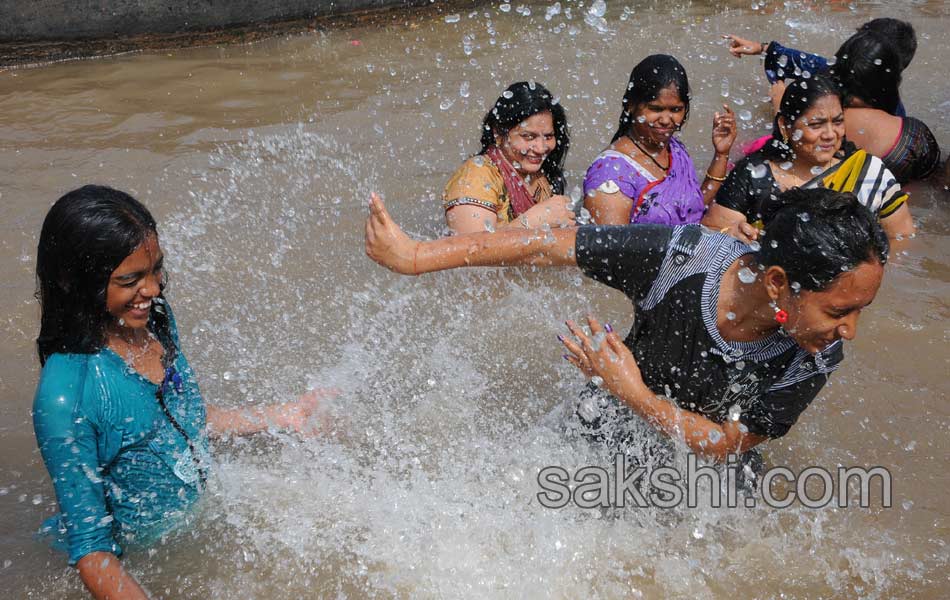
722,34,764,57
365,192,420,275
712,104,737,157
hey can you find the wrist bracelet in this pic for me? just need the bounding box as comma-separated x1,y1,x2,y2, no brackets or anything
705,171,727,182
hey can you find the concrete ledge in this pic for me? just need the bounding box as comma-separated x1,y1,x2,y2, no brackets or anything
0,0,441,66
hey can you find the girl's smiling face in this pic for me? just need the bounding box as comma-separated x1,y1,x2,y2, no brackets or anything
106,234,164,331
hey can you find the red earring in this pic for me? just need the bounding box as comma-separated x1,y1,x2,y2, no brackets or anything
771,300,788,324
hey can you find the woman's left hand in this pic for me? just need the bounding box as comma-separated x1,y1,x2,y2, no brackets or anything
712,104,737,156
268,387,339,435
560,316,645,397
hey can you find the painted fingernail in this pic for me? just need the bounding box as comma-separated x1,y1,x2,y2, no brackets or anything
562,354,570,360
557,334,564,342
605,323,613,333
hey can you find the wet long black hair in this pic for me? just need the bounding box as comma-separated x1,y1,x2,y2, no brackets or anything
610,54,691,144
35,185,172,365
830,31,903,115
757,187,889,292
763,74,850,162
479,81,569,194
858,18,916,71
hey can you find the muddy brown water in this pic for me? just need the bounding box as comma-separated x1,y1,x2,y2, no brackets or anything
1,1,948,598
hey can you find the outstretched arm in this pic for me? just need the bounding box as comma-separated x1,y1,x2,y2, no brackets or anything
206,388,335,437
366,193,579,275
77,553,149,600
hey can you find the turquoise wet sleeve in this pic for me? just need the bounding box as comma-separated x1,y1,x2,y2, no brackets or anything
33,356,122,565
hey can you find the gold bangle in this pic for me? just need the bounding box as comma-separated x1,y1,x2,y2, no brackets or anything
705,171,727,182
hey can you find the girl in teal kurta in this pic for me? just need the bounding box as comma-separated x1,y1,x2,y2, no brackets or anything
33,186,326,600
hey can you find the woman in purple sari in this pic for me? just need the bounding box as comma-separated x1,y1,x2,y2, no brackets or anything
584,55,737,225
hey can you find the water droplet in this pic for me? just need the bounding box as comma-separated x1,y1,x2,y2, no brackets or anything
798,212,811,222
779,161,793,171
810,165,824,176
733,97,745,106
444,14,460,23
735,361,746,370
483,219,496,233
500,2,511,12
459,81,470,98
692,527,704,539
588,0,607,18
777,55,788,67
770,239,779,248
729,383,742,393
708,429,723,443
792,130,804,141
790,281,801,292
739,110,753,121
728,404,742,421
873,58,882,66
749,163,768,179
590,375,604,387
223,371,234,381
726,311,736,320
502,90,514,99
720,78,730,98
737,266,757,284
427,378,436,387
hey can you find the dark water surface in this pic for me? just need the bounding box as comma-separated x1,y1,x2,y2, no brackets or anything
1,1,947,598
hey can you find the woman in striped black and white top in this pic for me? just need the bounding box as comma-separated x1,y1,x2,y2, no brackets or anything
365,186,889,463
703,75,914,244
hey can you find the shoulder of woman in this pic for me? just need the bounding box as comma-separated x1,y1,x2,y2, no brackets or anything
444,156,502,194
456,155,501,179
33,354,99,425
845,106,900,127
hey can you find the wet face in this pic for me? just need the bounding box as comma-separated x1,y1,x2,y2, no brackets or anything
784,94,846,167
495,111,556,177
630,85,687,148
780,259,884,354
105,234,164,331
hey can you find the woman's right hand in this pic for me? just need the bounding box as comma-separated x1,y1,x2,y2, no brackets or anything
366,192,420,275
519,195,576,229
723,34,764,57
720,220,761,244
